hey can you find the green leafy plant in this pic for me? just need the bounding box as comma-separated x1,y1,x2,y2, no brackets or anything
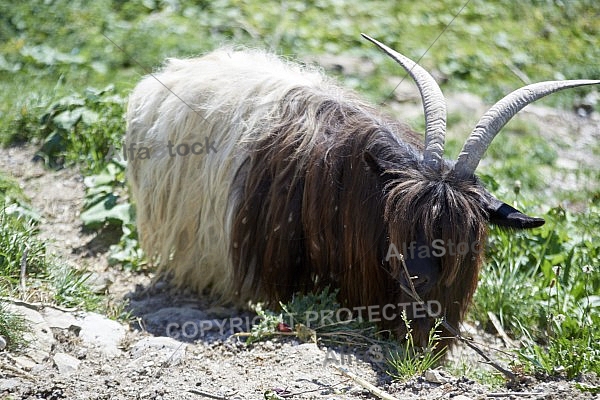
247,288,384,350
33,85,125,173
473,196,600,378
517,261,599,378
48,263,102,310
0,301,31,351
0,204,47,285
387,312,446,381
244,303,287,345
80,161,145,270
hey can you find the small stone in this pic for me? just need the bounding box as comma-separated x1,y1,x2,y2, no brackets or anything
25,349,50,364
41,307,79,330
79,312,127,357
0,378,22,392
13,355,38,371
0,335,6,350
142,307,208,338
53,352,81,375
452,396,473,400
424,369,451,384
130,336,187,365
86,272,113,294
6,305,55,356
154,280,168,291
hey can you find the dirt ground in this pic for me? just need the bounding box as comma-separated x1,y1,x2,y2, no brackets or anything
1,90,599,399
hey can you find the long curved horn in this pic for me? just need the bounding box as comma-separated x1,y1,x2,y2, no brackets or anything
362,33,447,171
454,80,600,176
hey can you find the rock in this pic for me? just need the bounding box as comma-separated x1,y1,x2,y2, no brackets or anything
0,378,22,392
13,355,38,372
424,369,451,384
41,307,80,330
0,335,6,350
79,312,126,357
452,396,473,400
53,352,81,375
86,271,113,294
6,304,55,362
130,336,187,366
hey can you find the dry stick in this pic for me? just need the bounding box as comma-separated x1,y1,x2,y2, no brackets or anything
153,341,187,378
0,296,78,312
188,389,227,399
487,311,518,348
274,379,352,399
504,61,531,85
190,380,350,399
396,255,517,381
486,392,544,398
333,366,400,400
19,248,28,294
0,360,36,381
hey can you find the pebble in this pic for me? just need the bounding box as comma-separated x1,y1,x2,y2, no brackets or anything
79,312,127,357
424,369,452,384
130,336,187,365
0,378,22,392
452,395,473,400
53,352,81,375
142,307,208,337
6,304,55,361
41,307,80,330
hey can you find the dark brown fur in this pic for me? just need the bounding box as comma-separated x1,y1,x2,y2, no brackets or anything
230,85,490,348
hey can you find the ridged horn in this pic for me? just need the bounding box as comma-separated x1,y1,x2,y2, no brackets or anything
362,33,447,171
455,80,600,176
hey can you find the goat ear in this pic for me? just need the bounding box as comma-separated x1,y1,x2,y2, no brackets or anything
485,196,545,229
363,150,397,175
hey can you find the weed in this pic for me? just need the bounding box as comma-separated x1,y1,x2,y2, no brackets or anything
80,161,145,271
473,197,600,378
48,263,102,311
32,86,125,173
0,302,31,351
0,203,47,285
387,312,446,381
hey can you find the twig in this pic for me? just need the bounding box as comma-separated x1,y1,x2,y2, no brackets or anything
0,296,78,312
333,366,399,400
504,61,530,85
19,248,28,294
154,341,187,378
487,311,517,347
0,361,36,381
188,389,227,399
487,393,543,397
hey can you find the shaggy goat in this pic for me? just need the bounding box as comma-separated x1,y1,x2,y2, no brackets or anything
125,35,599,347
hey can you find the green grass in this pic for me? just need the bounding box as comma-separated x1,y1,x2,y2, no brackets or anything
0,200,46,286
446,359,506,388
386,314,446,381
471,193,600,378
0,173,105,343
0,301,31,352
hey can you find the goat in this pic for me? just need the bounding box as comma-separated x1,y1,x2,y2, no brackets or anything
125,34,599,348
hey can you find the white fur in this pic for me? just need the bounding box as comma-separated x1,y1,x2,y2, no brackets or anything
125,48,342,297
